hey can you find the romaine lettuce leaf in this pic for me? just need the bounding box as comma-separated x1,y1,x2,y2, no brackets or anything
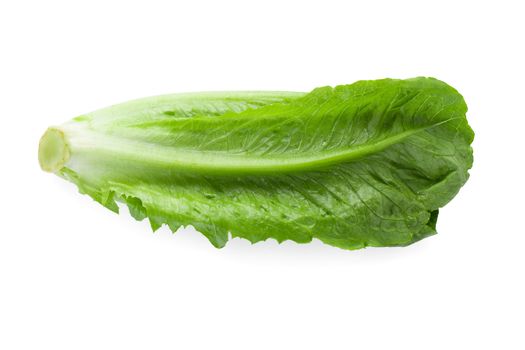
38,78,474,249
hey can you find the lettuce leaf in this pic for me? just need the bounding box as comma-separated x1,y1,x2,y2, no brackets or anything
38,78,474,249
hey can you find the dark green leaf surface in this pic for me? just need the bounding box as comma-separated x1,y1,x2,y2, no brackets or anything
40,78,474,249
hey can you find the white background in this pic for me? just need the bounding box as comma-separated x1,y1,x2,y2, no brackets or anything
1,1,523,349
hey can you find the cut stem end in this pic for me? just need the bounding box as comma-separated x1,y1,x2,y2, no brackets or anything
38,128,70,172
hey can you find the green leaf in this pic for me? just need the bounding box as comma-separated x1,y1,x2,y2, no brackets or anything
39,78,474,249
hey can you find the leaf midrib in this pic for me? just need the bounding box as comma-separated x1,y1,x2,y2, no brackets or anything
63,119,455,175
